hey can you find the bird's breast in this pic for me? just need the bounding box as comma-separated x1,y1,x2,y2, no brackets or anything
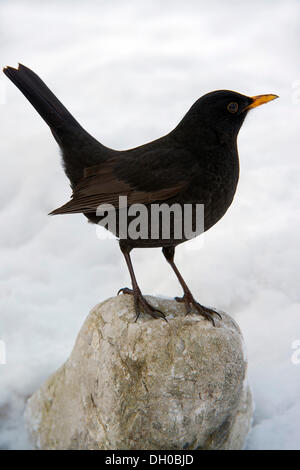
184,146,240,231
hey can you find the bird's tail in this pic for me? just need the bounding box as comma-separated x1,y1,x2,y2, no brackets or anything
3,63,84,143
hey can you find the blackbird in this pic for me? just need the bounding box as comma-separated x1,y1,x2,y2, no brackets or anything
3,64,278,323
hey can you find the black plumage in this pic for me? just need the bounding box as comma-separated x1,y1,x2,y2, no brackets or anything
3,64,278,323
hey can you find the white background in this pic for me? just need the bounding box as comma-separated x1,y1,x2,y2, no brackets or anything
1,0,300,449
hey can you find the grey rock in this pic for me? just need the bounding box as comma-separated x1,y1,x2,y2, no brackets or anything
25,295,253,450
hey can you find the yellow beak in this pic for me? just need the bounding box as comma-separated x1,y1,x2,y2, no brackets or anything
246,94,279,110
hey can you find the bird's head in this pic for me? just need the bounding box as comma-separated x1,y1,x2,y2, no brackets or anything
179,90,278,142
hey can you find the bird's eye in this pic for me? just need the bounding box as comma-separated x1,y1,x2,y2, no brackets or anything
227,102,239,113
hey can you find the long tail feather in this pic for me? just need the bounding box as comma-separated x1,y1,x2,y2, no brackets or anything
3,63,83,140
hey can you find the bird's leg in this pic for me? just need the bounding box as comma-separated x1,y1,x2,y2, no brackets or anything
162,246,221,326
118,241,166,321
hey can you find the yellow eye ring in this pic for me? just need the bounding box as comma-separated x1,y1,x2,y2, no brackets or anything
227,102,239,113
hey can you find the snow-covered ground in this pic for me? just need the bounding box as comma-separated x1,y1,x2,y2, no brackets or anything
1,0,299,450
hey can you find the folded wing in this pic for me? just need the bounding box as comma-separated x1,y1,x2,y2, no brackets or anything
50,150,191,215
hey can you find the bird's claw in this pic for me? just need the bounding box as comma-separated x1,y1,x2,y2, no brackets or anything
117,287,133,296
175,293,221,326
118,287,167,321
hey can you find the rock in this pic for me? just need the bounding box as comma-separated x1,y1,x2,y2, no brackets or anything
24,295,253,450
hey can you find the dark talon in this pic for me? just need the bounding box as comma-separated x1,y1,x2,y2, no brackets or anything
119,247,167,321
175,293,220,326
118,287,133,296
162,248,221,327
210,309,222,320
200,304,222,320
118,285,166,321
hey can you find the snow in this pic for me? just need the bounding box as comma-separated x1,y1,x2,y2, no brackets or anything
1,0,300,450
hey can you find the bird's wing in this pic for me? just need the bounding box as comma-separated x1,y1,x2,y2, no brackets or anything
50,148,193,215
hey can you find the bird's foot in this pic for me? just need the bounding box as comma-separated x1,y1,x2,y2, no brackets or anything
175,292,221,326
118,287,166,321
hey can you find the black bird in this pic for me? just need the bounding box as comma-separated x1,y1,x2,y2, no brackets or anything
3,64,278,324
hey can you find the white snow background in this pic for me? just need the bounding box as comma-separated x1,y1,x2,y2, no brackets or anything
1,0,300,450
